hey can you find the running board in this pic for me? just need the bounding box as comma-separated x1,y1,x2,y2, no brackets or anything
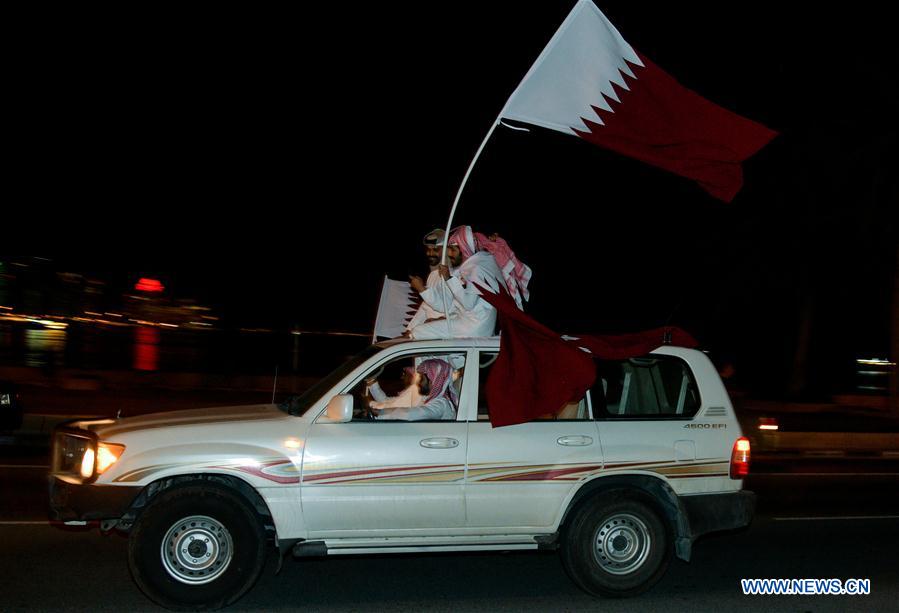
293,540,538,557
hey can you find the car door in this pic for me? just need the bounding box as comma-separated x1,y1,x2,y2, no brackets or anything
591,351,725,489
300,349,473,537
464,350,603,530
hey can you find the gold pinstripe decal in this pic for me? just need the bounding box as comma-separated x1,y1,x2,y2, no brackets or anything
113,457,731,485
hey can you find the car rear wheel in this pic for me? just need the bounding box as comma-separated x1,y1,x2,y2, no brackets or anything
560,491,671,598
128,483,267,611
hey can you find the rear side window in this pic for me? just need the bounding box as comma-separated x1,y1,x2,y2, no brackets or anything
592,355,700,419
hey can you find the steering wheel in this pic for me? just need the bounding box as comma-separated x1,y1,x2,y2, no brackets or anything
355,391,378,421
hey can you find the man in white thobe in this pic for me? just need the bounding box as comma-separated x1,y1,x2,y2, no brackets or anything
407,225,504,339
405,228,456,333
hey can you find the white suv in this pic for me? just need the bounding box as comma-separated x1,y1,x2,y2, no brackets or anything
50,337,754,610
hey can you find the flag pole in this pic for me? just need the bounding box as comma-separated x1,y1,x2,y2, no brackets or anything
440,117,502,265
437,117,502,339
435,1,575,338
372,274,387,343
438,3,565,268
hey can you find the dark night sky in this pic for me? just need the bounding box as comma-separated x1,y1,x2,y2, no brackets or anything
6,2,897,395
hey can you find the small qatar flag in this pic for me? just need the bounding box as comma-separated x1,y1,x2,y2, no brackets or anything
501,0,778,202
372,276,422,341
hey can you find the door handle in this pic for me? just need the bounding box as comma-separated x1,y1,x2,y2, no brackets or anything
557,435,593,446
420,437,460,449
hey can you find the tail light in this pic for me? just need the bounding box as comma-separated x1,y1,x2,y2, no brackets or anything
730,437,751,479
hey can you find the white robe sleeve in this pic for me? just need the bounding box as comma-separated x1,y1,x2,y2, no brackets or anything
408,270,451,331
374,397,455,421
367,382,387,402
419,278,457,316
445,275,482,311
370,384,422,409
405,304,428,331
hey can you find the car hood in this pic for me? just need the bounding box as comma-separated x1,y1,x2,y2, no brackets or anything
86,404,289,439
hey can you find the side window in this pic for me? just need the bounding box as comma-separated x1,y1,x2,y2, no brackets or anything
347,352,466,422
592,355,700,419
477,352,590,421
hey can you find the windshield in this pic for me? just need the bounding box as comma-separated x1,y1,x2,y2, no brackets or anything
279,345,381,416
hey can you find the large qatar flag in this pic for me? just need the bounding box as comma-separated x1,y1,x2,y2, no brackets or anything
475,284,700,428
500,0,777,202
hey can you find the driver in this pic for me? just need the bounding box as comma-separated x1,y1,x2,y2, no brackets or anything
366,366,424,410
371,359,458,421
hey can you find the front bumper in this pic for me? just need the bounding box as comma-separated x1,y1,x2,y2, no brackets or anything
682,490,756,539
48,476,142,522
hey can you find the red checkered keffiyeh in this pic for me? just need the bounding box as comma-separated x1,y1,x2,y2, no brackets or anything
416,358,458,406
448,226,478,261
474,232,531,309
449,225,531,310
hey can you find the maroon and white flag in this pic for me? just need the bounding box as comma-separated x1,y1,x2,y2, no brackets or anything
500,0,777,202
372,276,422,341
476,283,700,428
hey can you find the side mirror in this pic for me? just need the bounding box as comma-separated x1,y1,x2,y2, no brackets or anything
319,394,353,423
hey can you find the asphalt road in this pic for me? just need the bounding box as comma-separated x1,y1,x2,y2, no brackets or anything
0,514,896,612
1,450,898,612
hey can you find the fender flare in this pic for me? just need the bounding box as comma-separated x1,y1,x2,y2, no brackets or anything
552,473,694,562
113,473,276,540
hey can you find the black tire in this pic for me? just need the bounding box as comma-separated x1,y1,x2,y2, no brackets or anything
560,491,672,598
128,483,267,611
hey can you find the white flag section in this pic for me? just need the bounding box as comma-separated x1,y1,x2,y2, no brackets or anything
500,0,643,134
372,276,422,341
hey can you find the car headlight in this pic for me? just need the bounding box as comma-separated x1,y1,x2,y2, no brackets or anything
0,393,10,406
53,428,125,484
96,442,126,474
79,442,126,479
80,447,96,479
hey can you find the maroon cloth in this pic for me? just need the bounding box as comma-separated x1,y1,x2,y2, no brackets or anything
475,284,596,427
573,53,778,203
573,327,699,359
476,284,699,427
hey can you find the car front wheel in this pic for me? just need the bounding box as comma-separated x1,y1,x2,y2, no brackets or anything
560,491,672,598
128,483,267,611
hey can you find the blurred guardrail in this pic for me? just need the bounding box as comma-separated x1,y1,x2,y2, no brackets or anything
0,366,317,394
735,394,899,463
